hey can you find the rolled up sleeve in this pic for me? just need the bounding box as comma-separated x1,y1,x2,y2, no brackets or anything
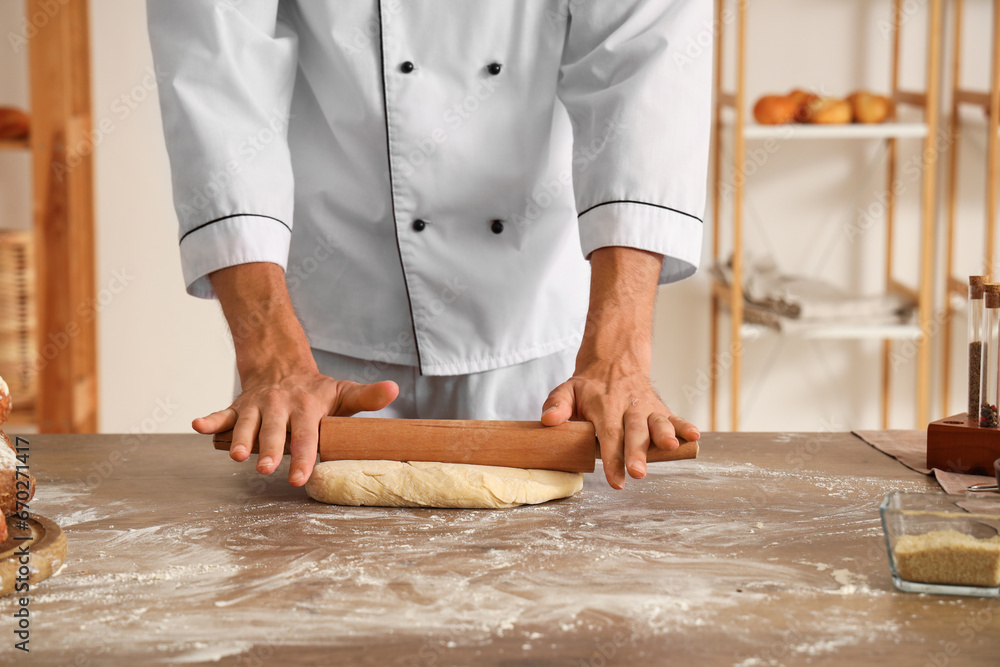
147,0,299,298
558,0,712,284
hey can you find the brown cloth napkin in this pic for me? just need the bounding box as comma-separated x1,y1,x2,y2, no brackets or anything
852,430,996,494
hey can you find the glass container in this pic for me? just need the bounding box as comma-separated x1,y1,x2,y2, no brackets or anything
982,289,1000,427
880,491,1000,596
969,276,988,419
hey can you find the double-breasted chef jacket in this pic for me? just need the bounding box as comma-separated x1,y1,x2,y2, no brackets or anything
148,0,712,376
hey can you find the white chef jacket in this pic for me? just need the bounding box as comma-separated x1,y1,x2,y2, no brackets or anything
148,0,711,376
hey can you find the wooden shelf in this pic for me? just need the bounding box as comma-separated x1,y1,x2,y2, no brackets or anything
739,322,923,340
712,279,922,341
709,0,943,431
939,0,1000,418
741,122,928,141
0,137,29,152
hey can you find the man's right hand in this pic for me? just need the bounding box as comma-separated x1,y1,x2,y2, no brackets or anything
193,369,397,487
195,262,398,487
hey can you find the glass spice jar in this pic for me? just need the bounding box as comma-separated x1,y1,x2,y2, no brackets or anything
969,276,988,419
981,288,1000,428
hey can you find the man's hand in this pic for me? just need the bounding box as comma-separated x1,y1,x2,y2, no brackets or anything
192,262,398,486
540,247,700,488
193,370,397,487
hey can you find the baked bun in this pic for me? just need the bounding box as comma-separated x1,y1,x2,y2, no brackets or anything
753,95,798,125
848,91,892,124
806,98,852,124
787,89,820,122
0,375,10,425
0,107,29,141
0,428,33,518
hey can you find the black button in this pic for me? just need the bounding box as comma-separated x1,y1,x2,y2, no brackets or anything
487,62,502,75
400,61,415,73
490,219,504,234
412,219,427,232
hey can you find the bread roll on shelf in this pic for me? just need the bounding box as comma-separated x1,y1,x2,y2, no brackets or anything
805,98,853,124
750,89,892,128
848,91,893,124
0,108,29,141
787,89,820,123
753,95,798,125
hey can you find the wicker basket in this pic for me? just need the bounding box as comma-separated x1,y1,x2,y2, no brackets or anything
0,231,37,412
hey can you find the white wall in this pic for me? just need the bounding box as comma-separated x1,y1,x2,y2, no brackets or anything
2,1,993,433
89,0,235,432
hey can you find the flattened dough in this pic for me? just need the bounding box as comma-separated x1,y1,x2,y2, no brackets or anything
305,460,584,509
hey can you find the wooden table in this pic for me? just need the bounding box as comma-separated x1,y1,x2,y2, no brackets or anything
1,432,998,666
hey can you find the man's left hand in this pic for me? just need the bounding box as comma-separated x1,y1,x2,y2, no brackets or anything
541,358,699,489
539,246,700,488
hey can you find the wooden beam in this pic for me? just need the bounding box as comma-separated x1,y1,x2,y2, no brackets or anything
915,0,944,427
709,0,726,432
887,278,919,304
947,276,968,298
894,89,927,108
0,137,30,152
732,0,747,431
883,0,904,430
955,89,992,109
27,0,98,433
941,0,966,417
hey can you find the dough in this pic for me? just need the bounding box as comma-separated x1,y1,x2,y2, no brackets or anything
305,460,583,509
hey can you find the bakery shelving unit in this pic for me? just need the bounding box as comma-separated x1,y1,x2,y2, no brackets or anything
0,0,97,431
709,0,944,430
940,0,1000,417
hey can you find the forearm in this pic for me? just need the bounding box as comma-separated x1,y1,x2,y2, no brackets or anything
209,262,316,383
577,247,663,371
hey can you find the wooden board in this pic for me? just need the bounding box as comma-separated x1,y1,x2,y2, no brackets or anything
27,0,98,433
0,514,66,597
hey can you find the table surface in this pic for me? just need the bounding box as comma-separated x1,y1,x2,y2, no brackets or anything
1,431,997,666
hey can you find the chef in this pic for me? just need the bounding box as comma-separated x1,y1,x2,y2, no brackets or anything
148,0,711,490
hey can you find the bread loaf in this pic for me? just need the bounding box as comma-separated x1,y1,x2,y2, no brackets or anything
0,429,33,518
753,95,798,125
0,107,29,141
806,98,852,124
848,91,892,124
0,376,10,425
1,432,33,517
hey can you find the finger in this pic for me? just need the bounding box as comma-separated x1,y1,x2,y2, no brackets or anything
334,380,399,416
192,407,237,434
593,410,626,490
623,407,652,479
540,382,575,426
230,407,261,462
257,407,290,474
649,413,679,451
668,414,700,442
287,407,321,487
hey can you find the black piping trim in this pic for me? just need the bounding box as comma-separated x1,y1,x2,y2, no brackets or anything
376,0,424,373
577,200,704,224
178,213,291,244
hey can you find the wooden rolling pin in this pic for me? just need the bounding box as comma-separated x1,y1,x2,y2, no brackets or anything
212,417,698,473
